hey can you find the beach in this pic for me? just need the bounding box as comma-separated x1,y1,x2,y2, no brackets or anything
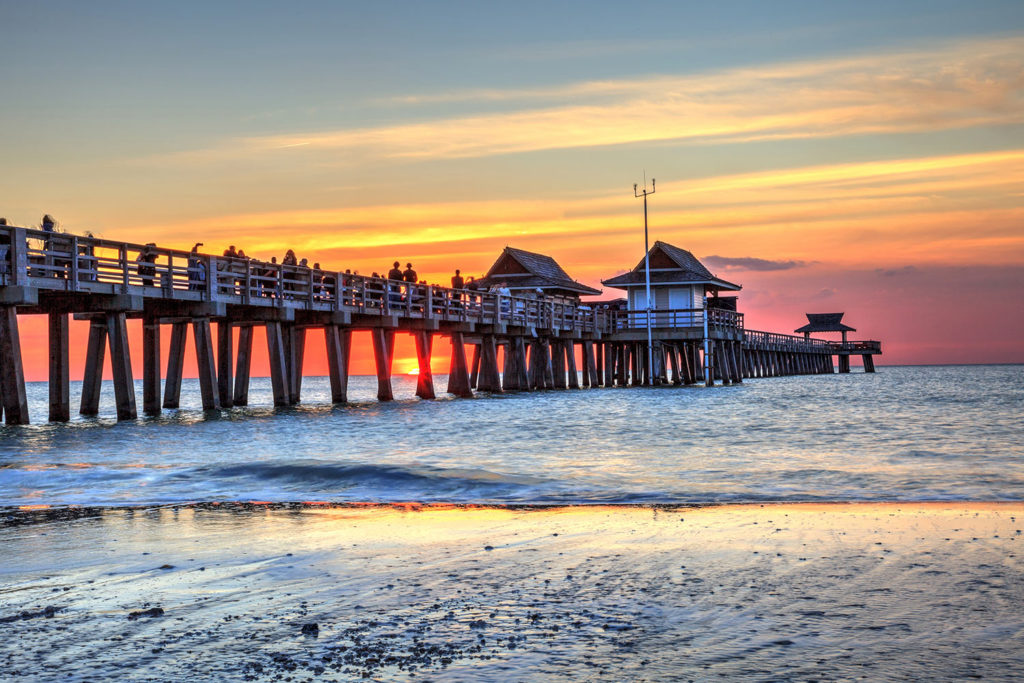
3,502,1022,681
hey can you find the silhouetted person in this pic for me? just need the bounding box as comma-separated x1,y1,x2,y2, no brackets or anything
283,249,297,266
136,243,157,286
387,261,403,280
223,245,237,258
451,269,464,289
188,242,205,291
402,262,417,283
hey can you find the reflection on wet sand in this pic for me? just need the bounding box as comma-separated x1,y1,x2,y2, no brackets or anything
2,502,1022,680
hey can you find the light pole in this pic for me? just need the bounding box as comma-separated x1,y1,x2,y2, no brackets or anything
634,177,655,386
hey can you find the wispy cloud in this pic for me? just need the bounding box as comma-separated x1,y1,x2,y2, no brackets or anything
132,148,1024,281
702,256,810,271
190,35,1024,162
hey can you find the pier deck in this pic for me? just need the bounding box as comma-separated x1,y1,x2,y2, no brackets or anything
0,226,881,423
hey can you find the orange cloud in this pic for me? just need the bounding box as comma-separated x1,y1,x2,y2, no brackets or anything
162,36,1024,163
118,148,1024,284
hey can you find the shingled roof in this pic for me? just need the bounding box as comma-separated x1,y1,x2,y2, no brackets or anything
794,313,856,333
602,241,741,291
477,247,601,296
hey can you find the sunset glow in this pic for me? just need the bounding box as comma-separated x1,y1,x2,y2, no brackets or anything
3,2,1022,379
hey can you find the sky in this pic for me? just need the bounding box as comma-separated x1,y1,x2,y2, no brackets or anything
2,0,1023,380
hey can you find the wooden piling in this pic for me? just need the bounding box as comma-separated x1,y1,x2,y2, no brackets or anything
217,321,234,408
542,338,555,389
666,344,680,385
48,311,71,421
584,341,599,388
730,343,743,383
862,354,875,373
414,330,435,399
265,322,289,406
0,306,30,424
324,325,351,403
162,322,187,409
552,337,569,387
477,334,502,393
192,318,220,411
469,344,481,390
528,340,544,390
630,343,642,386
142,319,161,416
372,328,396,401
839,354,851,373
106,312,137,420
565,341,580,389
446,331,473,397
79,319,107,416
501,340,518,391
283,326,306,405
234,325,254,406
705,341,716,387
515,337,530,390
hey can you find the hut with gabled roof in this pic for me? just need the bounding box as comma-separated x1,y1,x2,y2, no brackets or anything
476,246,600,302
794,313,856,343
601,241,741,316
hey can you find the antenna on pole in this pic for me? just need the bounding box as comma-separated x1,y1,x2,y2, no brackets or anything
634,176,656,386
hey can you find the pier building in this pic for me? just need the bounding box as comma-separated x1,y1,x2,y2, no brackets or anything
474,247,600,302
0,224,881,425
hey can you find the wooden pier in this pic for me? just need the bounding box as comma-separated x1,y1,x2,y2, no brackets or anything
0,225,882,424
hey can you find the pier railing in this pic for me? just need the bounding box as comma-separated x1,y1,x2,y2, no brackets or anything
8,227,862,347
0,226,622,332
744,329,833,350
611,307,744,332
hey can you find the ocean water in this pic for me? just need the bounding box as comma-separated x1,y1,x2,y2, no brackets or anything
1,365,1022,507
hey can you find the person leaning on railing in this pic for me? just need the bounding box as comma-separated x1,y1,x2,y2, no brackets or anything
0,218,9,277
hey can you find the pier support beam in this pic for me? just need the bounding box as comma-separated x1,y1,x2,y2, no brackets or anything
233,325,254,406
163,322,187,409
324,325,351,403
515,337,530,390
217,321,234,408
107,312,137,420
0,306,30,425
542,339,555,389
283,326,305,405
566,341,580,389
469,344,481,390
372,328,395,401
48,311,70,422
80,319,107,416
862,354,875,373
265,322,289,407
838,354,851,373
414,330,435,399
501,340,520,391
528,340,544,390
142,319,161,416
477,334,502,393
192,318,220,411
446,331,473,397
603,343,614,388
551,340,566,389
631,343,642,386
730,343,743,384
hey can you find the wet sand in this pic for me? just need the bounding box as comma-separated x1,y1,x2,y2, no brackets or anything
2,502,1023,681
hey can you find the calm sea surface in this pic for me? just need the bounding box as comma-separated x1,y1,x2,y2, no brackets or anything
1,365,1021,507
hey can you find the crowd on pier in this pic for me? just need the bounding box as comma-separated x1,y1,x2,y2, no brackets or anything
0,214,526,310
